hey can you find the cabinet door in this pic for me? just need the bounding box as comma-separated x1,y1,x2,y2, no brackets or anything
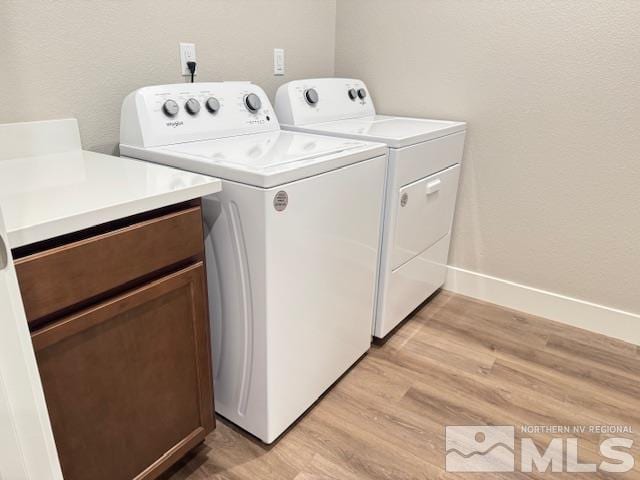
32,262,214,480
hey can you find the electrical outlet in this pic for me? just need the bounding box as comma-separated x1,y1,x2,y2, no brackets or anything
180,42,197,76
274,48,285,76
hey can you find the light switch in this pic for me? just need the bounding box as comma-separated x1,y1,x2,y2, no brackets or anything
274,48,285,76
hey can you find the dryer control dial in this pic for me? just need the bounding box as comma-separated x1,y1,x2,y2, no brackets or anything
162,99,179,117
357,88,367,100
304,88,319,105
348,88,358,100
244,93,262,113
185,98,201,115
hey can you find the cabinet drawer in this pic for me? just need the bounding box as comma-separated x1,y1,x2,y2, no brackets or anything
15,206,204,324
32,262,214,480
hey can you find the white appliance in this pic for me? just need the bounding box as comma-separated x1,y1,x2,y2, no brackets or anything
275,78,466,339
0,206,63,480
120,82,387,443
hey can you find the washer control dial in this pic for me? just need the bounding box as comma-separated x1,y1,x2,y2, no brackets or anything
205,97,220,114
244,93,262,113
304,88,319,105
348,88,358,100
162,99,179,117
185,98,200,115
357,88,367,99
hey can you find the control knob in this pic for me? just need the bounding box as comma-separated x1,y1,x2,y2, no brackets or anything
206,97,220,114
304,88,319,105
244,93,262,113
357,88,367,99
185,98,200,115
348,88,357,100
162,99,179,117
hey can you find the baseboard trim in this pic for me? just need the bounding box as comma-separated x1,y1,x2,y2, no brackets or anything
444,266,640,346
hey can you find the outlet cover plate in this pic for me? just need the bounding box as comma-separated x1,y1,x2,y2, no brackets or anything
180,42,197,76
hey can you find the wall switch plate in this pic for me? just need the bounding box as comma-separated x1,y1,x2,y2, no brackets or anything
274,48,285,76
180,42,197,76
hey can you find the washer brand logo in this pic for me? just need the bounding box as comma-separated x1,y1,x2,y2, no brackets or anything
165,121,184,128
446,426,515,472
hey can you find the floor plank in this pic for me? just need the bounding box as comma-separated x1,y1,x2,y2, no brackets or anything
163,291,640,479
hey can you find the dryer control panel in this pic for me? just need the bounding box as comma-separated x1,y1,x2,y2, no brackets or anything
120,82,279,148
275,78,376,126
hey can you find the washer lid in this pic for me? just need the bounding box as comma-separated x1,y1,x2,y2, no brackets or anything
285,115,466,149
121,130,386,188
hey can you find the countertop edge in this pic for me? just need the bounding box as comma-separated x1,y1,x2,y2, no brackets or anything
8,179,222,249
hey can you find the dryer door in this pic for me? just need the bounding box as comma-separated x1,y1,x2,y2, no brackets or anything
392,164,460,270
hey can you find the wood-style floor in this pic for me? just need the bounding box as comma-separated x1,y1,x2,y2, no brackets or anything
163,291,640,479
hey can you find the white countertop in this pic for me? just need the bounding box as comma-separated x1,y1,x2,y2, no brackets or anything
0,119,221,248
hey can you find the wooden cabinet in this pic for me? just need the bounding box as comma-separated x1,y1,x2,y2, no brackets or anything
14,202,215,480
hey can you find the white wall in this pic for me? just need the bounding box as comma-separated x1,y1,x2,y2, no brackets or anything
2,0,639,333
0,0,336,153
335,0,640,316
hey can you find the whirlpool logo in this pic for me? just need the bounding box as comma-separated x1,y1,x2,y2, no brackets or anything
165,120,184,128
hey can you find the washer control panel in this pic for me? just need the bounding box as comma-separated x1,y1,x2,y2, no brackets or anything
274,78,375,126
121,82,279,148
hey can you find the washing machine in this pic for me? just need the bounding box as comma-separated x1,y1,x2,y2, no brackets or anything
275,78,466,339
120,82,387,443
